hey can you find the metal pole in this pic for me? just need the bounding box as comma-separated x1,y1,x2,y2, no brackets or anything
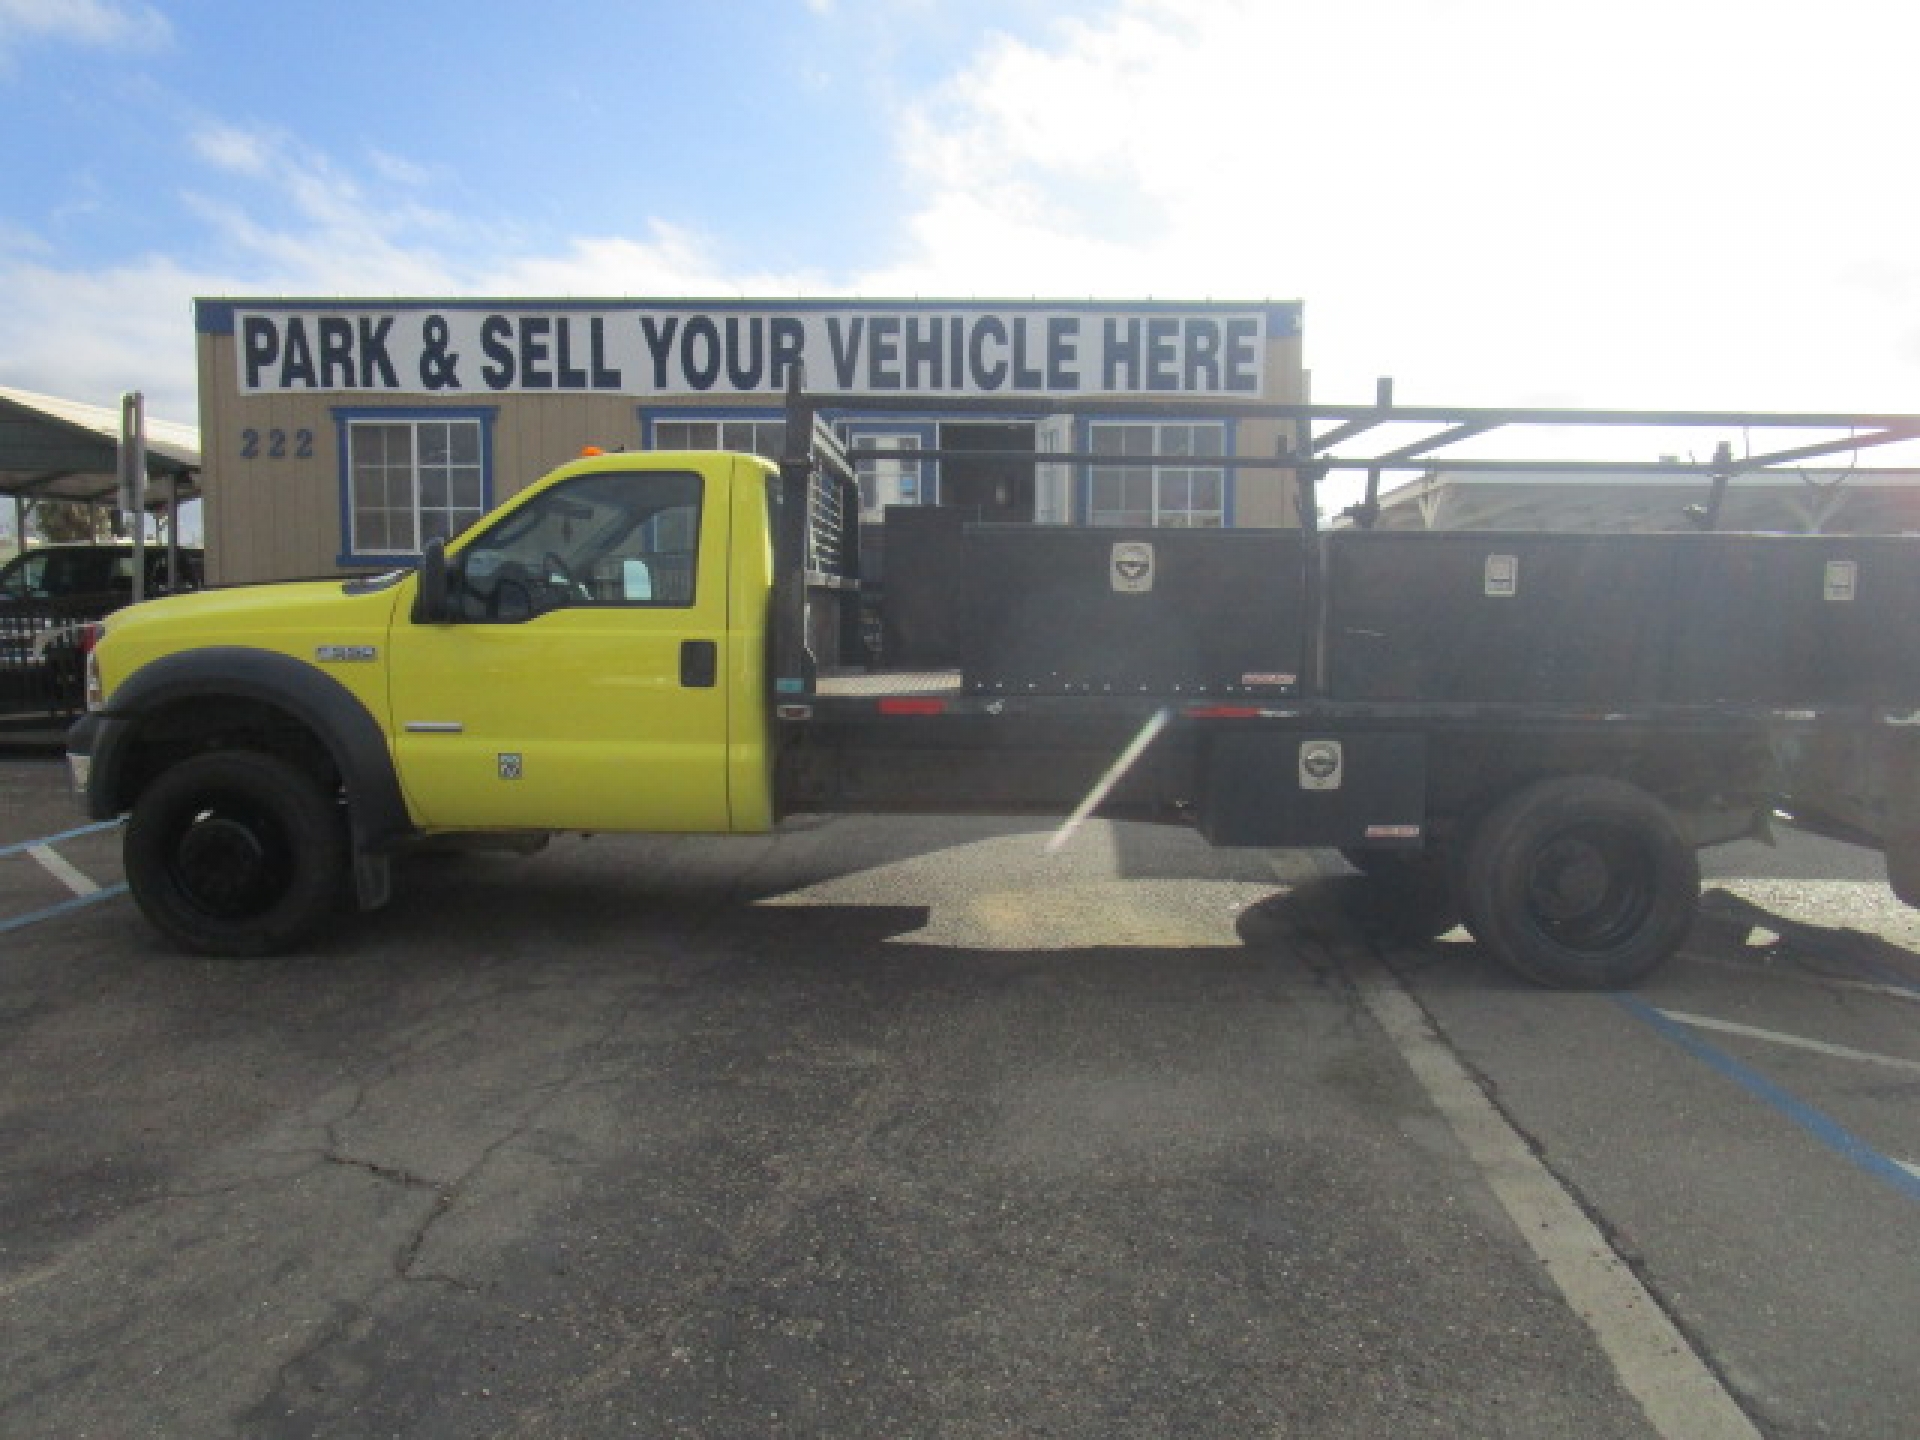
166,474,181,588
119,392,147,601
1689,440,1735,532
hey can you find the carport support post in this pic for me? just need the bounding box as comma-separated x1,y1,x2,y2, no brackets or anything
164,475,181,588
118,393,146,602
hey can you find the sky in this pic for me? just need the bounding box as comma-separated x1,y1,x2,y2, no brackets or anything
3,0,1920,448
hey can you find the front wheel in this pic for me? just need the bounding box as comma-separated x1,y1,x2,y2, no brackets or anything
1461,776,1698,989
125,750,347,956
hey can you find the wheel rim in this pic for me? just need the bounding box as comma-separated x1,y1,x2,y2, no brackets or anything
165,797,296,920
1521,823,1654,951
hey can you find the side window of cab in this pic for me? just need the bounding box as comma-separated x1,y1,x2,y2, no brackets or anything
451,470,703,623
0,553,37,599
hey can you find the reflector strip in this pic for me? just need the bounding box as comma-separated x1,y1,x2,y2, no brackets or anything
878,698,947,716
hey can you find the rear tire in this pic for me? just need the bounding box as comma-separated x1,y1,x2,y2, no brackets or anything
125,750,346,956
1461,776,1697,989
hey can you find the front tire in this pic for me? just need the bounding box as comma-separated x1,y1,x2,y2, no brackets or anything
125,751,346,956
1461,776,1698,989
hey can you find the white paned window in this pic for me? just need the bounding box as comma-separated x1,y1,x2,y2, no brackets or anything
348,417,486,555
849,433,925,519
654,418,787,460
1087,422,1226,528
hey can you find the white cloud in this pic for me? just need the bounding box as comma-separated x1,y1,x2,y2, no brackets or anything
0,0,169,53
0,253,208,420
190,124,274,178
0,130,823,420
871,0,1920,411
8,0,1920,432
365,148,437,190
0,127,467,419
478,225,826,298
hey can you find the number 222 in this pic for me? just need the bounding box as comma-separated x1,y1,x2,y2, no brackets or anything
240,428,314,460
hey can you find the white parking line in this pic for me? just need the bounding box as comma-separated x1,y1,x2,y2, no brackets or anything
1349,952,1762,1440
1658,1009,1920,1076
25,843,100,897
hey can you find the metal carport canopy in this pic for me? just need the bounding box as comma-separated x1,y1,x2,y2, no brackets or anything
0,384,200,510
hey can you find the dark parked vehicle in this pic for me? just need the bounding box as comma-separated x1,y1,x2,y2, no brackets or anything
0,542,203,611
1,543,203,712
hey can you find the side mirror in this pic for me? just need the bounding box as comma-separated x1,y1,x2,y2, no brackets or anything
411,539,455,624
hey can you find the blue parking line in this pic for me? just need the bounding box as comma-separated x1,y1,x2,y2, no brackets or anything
0,818,122,861
0,882,130,936
1616,995,1920,1204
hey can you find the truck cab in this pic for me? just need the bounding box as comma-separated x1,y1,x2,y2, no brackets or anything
70,450,783,956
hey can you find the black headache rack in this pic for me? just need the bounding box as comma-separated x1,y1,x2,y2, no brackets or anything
769,374,1920,709
772,383,868,700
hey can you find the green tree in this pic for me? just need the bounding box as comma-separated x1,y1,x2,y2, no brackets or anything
30,501,113,543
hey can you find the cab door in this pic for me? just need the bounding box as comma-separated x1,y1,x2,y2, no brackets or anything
387,461,732,833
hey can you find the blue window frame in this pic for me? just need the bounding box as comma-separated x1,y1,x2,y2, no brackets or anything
334,407,497,565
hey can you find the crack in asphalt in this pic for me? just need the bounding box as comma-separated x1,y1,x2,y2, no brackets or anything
511,980,987,1436
247,849,789,1421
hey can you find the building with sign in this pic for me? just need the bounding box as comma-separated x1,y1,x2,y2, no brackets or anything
193,298,1306,583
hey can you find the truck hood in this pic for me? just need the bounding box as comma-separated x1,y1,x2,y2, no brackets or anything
106,577,405,635
97,577,411,704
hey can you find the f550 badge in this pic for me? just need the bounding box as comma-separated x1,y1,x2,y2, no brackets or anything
315,645,377,663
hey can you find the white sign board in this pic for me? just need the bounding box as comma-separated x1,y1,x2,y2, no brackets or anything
231,305,1278,398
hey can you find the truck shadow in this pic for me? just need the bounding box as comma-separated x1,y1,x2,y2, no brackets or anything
1683,886,1920,990
1238,870,1920,995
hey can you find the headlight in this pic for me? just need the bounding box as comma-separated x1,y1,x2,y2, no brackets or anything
84,648,105,711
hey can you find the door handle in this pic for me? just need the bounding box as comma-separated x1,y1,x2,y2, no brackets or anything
681,639,718,688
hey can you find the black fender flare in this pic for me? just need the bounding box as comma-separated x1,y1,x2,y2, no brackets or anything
77,648,415,897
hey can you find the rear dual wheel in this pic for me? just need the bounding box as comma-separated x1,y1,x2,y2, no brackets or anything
1459,776,1698,989
125,751,346,956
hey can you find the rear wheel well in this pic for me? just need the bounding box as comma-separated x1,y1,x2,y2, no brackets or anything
1422,732,1776,849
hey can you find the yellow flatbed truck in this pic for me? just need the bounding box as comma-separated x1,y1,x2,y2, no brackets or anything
65,385,1920,986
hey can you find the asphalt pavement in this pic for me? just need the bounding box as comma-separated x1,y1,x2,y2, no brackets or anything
1,755,1915,1439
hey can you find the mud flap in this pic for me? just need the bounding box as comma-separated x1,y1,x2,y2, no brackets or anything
353,851,393,911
